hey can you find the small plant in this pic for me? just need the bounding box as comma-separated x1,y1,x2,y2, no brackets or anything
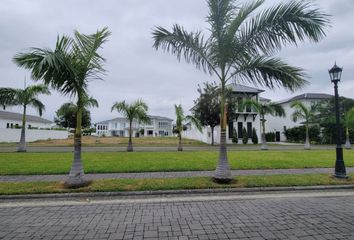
252,128,258,144
265,132,276,142
242,127,248,144
232,129,238,144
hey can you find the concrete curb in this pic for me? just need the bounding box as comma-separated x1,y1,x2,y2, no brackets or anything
1,184,353,200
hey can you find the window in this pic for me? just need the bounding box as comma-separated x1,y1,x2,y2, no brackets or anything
158,121,169,128
247,122,252,138
10,123,13,128
159,130,164,136
228,122,234,139
237,122,243,139
164,132,169,136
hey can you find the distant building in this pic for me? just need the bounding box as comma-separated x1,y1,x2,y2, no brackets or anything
95,115,173,137
0,110,68,142
266,93,332,142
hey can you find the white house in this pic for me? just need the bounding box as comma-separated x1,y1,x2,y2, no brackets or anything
95,115,173,137
0,110,68,142
266,93,332,141
184,83,265,144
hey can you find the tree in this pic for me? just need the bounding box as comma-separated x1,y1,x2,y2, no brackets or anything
0,84,50,152
14,27,111,188
242,99,285,150
242,127,248,144
55,96,98,129
152,0,329,182
175,104,202,151
192,82,237,145
344,108,354,149
111,99,150,152
252,127,258,144
291,101,319,150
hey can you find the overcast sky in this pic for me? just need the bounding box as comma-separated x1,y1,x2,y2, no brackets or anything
1,0,354,123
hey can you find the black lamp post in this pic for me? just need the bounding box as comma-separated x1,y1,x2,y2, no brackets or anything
328,62,347,178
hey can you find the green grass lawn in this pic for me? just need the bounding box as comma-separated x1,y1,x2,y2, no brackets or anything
0,174,353,195
0,150,353,175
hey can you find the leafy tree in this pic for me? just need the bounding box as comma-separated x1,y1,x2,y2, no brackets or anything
55,96,98,129
0,84,50,152
14,27,111,188
192,82,237,145
242,99,285,150
232,129,238,144
175,104,202,151
111,99,150,152
344,108,354,149
291,100,319,150
252,127,258,144
242,127,248,144
152,0,329,182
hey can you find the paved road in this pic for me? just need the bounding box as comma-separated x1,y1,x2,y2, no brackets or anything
1,167,353,182
0,190,354,239
0,145,338,152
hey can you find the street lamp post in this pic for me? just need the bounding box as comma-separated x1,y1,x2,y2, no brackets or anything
328,62,347,178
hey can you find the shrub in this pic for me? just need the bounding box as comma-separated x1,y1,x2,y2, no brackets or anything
242,127,248,144
232,129,238,143
284,125,321,143
252,128,258,144
265,132,276,142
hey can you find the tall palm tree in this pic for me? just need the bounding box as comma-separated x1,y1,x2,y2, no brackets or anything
174,104,202,151
344,107,354,149
291,100,319,150
152,0,329,182
111,99,150,152
242,99,285,150
13,27,111,187
0,84,50,152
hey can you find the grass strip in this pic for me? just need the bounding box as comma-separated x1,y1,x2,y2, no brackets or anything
1,150,354,175
0,174,353,195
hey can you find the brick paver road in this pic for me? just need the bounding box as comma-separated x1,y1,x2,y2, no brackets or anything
1,191,354,239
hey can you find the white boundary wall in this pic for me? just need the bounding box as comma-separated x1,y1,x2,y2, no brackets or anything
0,129,68,142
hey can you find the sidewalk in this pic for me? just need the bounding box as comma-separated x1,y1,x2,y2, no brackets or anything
1,167,352,182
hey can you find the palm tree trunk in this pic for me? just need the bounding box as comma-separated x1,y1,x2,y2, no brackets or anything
66,101,85,188
214,80,231,182
127,120,133,152
261,118,268,151
345,127,351,149
17,105,27,152
211,126,214,145
177,133,183,151
304,123,311,150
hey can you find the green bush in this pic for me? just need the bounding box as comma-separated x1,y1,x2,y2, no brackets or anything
232,129,238,143
252,128,258,144
284,125,321,143
265,132,275,142
242,128,248,144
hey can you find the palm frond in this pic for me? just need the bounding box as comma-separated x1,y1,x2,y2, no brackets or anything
28,99,45,116
291,100,308,122
268,103,286,117
152,24,218,77
185,115,202,132
0,88,20,108
230,55,308,92
238,0,330,55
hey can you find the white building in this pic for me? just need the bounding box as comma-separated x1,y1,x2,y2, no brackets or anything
95,115,173,137
184,83,333,144
184,83,265,144
0,110,68,142
266,93,332,142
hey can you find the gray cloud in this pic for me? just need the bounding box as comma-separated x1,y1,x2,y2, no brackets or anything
0,0,353,123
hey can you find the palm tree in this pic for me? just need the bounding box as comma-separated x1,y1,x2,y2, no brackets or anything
152,0,329,182
291,100,319,150
174,104,202,151
242,99,285,150
111,99,150,152
13,27,111,187
0,84,50,152
344,108,354,149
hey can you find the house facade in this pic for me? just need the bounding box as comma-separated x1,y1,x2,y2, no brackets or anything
184,83,265,144
95,115,173,137
0,110,68,142
265,93,332,141
183,83,333,144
